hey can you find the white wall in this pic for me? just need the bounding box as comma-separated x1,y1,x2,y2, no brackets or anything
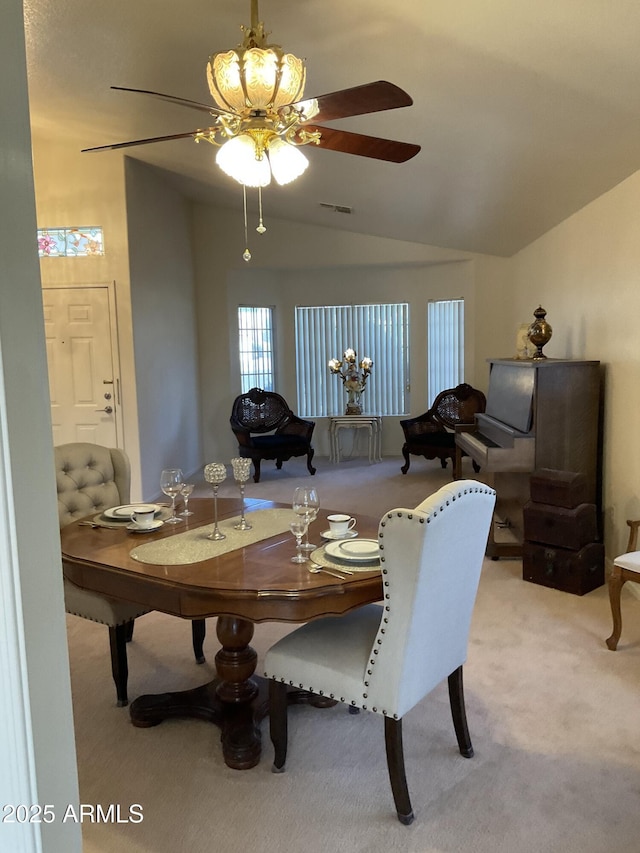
31,132,143,497
125,159,201,496
1,2,81,850
512,169,640,556
191,204,512,463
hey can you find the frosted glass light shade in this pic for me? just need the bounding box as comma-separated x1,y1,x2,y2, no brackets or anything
216,134,271,187
268,137,309,186
209,48,306,114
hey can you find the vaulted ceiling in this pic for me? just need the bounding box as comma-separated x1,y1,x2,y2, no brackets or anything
23,0,640,257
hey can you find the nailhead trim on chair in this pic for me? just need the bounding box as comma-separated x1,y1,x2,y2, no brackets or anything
64,608,149,625
265,485,496,713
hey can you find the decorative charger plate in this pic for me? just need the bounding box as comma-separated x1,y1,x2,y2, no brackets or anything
325,538,380,563
103,503,161,520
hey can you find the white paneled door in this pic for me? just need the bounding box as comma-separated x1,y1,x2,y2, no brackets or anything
43,286,119,446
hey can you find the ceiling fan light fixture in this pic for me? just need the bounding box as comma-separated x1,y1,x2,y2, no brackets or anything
216,133,271,187
207,0,306,116
268,137,309,186
88,1,418,263
209,47,306,114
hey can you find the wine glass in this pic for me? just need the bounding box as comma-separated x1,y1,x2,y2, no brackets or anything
231,457,252,531
204,462,227,540
293,486,320,552
179,482,194,516
290,518,309,563
160,468,184,524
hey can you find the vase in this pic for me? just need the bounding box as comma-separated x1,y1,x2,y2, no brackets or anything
527,306,553,359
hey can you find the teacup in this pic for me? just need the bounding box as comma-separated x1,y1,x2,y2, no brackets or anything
327,514,357,536
131,508,157,529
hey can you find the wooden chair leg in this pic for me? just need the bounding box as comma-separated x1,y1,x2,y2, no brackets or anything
125,619,135,642
269,680,289,772
192,619,206,664
448,665,473,758
401,446,410,474
606,567,625,650
453,447,462,480
253,459,261,483
306,448,316,476
109,623,130,707
384,716,414,825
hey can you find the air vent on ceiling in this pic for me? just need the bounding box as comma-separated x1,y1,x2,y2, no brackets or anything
319,202,353,215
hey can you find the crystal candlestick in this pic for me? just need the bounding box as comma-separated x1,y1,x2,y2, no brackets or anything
231,457,252,530
204,462,227,541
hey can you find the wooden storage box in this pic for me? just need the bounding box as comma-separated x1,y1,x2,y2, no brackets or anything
529,469,589,508
522,541,604,595
523,501,598,550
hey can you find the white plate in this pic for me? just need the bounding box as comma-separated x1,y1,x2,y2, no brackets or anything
104,503,161,520
320,529,358,541
325,538,380,563
126,520,164,533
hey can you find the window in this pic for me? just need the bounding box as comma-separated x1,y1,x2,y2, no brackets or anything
295,303,409,417
37,226,104,257
427,298,464,401
238,306,275,392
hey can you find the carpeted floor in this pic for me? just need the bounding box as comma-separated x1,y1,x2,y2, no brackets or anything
65,456,640,852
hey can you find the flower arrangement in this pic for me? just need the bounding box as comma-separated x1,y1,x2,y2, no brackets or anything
328,348,373,415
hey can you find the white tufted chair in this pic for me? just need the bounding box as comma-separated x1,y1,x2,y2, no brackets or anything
56,442,207,706
606,519,640,650
264,479,496,824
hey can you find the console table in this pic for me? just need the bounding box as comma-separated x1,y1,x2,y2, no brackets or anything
329,415,382,463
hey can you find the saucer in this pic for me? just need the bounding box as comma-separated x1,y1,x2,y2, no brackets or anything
127,520,164,533
320,529,358,541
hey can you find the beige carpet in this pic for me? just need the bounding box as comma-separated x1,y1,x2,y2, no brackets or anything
65,456,640,853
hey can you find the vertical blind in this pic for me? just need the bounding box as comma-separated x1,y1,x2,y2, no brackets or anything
427,298,464,401
295,303,409,417
238,305,275,392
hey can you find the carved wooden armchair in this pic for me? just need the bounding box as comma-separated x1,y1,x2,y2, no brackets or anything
400,383,486,475
230,388,316,483
606,519,640,650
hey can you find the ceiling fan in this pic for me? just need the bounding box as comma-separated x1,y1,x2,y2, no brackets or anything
83,0,421,258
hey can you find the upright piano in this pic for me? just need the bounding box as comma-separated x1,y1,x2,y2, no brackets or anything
455,358,602,558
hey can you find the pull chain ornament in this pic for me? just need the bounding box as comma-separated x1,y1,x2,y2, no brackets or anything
242,185,252,261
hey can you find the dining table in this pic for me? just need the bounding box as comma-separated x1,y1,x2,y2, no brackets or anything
60,496,383,770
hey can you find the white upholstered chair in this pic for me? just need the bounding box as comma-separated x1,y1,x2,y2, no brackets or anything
264,479,496,824
56,442,206,706
606,519,640,650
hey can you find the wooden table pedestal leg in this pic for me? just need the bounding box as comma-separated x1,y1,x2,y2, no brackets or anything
129,616,266,770
214,616,263,769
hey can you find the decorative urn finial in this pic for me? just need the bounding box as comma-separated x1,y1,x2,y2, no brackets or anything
527,306,553,359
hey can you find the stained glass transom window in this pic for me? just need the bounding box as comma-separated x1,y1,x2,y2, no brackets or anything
37,227,104,257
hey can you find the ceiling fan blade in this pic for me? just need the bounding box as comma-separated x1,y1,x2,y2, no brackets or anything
111,86,234,118
304,125,420,163
82,130,207,153
288,81,414,124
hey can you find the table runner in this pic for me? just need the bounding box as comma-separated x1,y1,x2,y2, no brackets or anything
129,508,295,565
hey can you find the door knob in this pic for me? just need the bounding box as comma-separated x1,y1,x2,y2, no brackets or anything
95,406,113,414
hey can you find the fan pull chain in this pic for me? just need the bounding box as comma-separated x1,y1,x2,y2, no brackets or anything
242,185,251,262
256,187,266,234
